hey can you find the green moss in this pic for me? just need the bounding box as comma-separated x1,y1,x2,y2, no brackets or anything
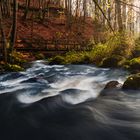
35,53,45,60
64,51,92,64
48,43,115,65
48,33,134,66
90,43,112,65
125,57,140,70
4,64,24,72
123,73,140,90
10,51,27,65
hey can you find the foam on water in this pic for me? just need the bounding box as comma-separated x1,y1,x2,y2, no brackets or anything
0,61,129,104
1,61,140,140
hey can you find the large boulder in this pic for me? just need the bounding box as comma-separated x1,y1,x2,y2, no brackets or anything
100,81,122,96
100,55,125,68
104,81,121,89
122,73,140,90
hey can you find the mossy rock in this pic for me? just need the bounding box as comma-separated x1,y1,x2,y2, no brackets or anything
100,55,125,68
4,64,24,72
14,57,27,65
10,51,27,64
122,73,140,90
49,55,65,65
125,57,140,70
35,53,45,60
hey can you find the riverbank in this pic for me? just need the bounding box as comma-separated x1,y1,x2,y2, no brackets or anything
48,50,140,73
48,34,140,74
1,33,140,76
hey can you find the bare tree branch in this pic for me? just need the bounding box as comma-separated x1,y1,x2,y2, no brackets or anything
119,0,140,9
92,0,114,32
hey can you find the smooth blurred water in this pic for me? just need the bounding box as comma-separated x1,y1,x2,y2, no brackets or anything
1,61,140,140
0,60,129,104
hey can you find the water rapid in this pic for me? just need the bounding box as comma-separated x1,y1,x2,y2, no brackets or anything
0,60,128,104
0,60,140,140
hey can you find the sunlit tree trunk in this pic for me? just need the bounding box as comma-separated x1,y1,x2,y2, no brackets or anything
122,0,127,30
115,0,123,32
83,0,87,21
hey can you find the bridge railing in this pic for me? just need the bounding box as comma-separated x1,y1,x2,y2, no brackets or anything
0,39,93,52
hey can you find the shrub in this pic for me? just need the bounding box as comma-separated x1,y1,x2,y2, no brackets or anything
108,32,134,58
89,43,113,65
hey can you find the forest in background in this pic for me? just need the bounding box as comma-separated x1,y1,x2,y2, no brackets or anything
0,0,140,72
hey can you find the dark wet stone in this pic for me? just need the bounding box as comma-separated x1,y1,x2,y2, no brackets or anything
123,73,140,90
100,81,122,96
104,81,121,90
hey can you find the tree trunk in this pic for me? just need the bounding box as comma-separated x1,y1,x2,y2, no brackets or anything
0,8,7,63
24,0,30,19
115,0,123,32
9,0,18,63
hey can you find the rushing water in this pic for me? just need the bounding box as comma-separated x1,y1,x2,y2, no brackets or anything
0,60,140,140
0,60,128,104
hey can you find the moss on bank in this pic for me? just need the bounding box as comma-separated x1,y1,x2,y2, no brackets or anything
49,43,113,65
48,32,137,72
0,51,26,72
0,62,24,72
4,64,24,72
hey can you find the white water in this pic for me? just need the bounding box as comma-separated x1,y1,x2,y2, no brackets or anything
0,60,129,104
1,61,140,140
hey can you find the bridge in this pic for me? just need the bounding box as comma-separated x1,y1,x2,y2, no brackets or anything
0,38,92,55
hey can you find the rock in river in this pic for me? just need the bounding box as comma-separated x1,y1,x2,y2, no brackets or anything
122,73,140,90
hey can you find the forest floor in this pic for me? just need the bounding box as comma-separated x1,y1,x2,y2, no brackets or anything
2,3,96,62
4,8,95,45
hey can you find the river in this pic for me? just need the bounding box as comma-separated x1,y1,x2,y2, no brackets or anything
0,60,140,140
